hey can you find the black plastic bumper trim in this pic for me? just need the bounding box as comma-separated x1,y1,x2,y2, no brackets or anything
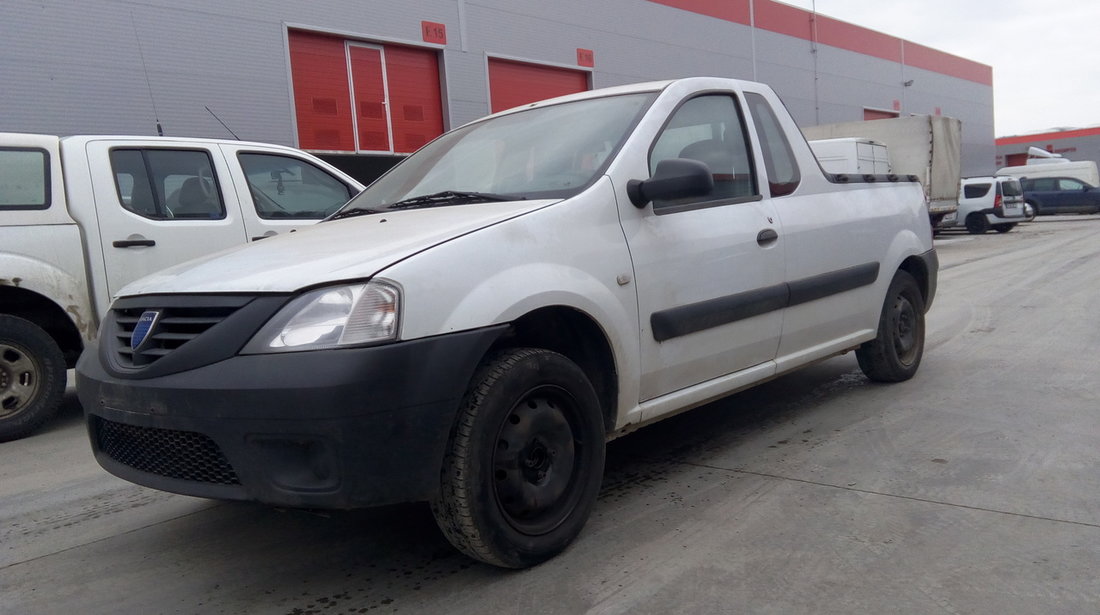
77,325,508,509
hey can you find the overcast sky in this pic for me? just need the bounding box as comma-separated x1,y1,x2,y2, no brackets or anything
780,0,1100,137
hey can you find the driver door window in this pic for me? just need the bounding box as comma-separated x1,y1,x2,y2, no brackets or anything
649,95,758,207
238,153,354,219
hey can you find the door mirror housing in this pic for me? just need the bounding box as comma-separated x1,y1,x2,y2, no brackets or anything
627,158,714,208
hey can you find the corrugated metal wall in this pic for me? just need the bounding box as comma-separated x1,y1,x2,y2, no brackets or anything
0,0,995,174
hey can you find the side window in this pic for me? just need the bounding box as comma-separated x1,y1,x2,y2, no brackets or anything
1031,178,1055,191
649,95,757,207
744,92,801,197
0,148,50,210
237,153,354,219
963,183,991,199
109,149,226,220
1058,178,1085,191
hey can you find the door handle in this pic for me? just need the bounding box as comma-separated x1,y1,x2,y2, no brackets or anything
757,229,778,245
112,239,156,248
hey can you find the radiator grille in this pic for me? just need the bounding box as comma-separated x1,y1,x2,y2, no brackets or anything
112,304,238,367
95,417,240,485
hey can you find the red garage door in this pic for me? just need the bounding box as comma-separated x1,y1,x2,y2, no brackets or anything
488,58,589,114
288,30,444,154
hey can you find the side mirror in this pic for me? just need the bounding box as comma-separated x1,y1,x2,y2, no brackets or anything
627,158,714,208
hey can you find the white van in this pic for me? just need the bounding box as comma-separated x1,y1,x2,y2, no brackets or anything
808,137,891,175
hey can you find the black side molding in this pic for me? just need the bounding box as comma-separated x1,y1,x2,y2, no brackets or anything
650,261,881,342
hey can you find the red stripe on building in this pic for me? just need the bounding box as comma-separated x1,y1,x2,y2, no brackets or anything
902,41,992,86
996,126,1100,146
647,0,750,24
816,14,901,63
647,0,990,85
752,0,808,39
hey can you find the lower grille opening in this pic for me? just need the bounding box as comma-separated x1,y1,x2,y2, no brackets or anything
95,418,241,485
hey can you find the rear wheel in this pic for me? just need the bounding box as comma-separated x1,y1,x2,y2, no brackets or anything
431,348,605,568
857,271,925,383
0,315,67,442
1025,200,1039,219
965,213,989,234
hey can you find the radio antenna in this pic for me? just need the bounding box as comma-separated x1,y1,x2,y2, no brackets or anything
205,106,241,140
131,11,164,136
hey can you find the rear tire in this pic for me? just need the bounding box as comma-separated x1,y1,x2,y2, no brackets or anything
0,315,67,442
965,213,989,234
857,271,925,383
431,348,605,568
1025,200,1039,219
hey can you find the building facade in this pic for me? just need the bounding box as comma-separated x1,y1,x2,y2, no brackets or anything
1,0,995,181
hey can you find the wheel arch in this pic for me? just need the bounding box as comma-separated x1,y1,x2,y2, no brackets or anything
488,306,619,435
0,285,85,366
897,254,933,311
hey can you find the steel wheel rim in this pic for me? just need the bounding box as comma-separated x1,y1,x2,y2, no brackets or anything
492,385,585,536
891,295,919,365
0,342,41,419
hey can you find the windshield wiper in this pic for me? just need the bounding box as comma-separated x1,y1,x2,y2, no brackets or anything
326,206,388,221
387,190,522,210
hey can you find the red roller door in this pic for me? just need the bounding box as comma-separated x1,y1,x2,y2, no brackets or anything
289,30,443,154
386,45,445,153
287,31,355,151
488,59,589,114
864,108,900,121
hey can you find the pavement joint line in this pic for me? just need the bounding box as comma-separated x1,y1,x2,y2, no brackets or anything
0,502,222,573
678,460,1100,530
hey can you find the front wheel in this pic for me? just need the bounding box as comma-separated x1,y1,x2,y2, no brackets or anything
857,271,926,382
0,315,67,442
431,348,606,568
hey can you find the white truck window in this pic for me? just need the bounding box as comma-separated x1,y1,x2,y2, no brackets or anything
649,95,757,204
0,148,49,210
237,153,353,219
109,149,226,220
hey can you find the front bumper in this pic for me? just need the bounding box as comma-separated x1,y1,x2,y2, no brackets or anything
77,326,506,509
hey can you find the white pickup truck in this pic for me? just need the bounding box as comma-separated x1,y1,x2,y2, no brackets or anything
76,78,937,568
0,134,363,441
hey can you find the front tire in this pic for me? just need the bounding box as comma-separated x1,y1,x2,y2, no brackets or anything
0,315,67,442
431,348,606,568
857,271,925,383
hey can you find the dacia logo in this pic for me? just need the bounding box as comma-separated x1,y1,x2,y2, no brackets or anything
131,310,162,351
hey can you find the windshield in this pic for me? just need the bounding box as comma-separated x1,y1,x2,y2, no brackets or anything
334,92,657,215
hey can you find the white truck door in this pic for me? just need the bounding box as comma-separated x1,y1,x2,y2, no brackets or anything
85,140,250,298
619,94,786,402
217,144,362,241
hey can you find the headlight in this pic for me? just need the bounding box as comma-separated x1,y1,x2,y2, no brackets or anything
241,280,400,353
